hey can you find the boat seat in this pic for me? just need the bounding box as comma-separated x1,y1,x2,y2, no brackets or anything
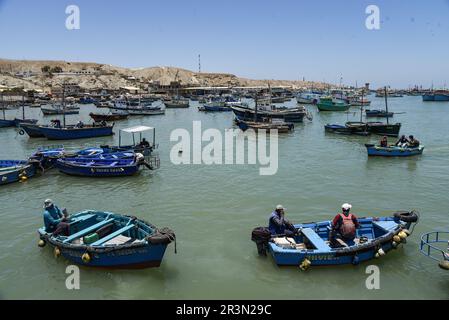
89,224,135,246
301,228,331,252
63,218,114,243
373,220,398,232
102,234,132,246
109,161,118,166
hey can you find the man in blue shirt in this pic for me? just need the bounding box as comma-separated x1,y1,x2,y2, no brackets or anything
268,205,297,236
43,199,69,236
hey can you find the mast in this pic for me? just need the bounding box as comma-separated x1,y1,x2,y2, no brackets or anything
254,91,258,122
360,90,364,122
22,91,25,120
62,83,66,128
1,92,5,120
384,86,389,125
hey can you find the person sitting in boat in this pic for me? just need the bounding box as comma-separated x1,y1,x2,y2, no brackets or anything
407,135,420,148
380,136,388,147
43,199,69,236
329,203,360,247
138,138,150,148
100,120,107,127
51,119,61,128
76,120,84,128
268,205,297,237
395,135,409,148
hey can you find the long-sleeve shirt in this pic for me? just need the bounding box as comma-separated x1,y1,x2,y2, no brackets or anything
268,211,295,235
43,206,63,232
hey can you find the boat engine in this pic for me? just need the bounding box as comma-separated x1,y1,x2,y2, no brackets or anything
251,227,271,256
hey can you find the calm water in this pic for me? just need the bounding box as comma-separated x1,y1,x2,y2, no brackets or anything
0,96,448,299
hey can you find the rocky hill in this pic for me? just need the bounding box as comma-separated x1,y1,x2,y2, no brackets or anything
0,58,330,91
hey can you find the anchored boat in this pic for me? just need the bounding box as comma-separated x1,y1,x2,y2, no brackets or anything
251,211,419,268
316,96,351,112
365,144,424,157
38,210,176,268
0,160,37,185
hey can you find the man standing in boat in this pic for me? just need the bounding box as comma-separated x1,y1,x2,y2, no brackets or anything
268,205,297,236
329,203,360,247
43,199,69,236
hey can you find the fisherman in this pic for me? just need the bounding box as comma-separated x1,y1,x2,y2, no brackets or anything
380,136,388,147
407,135,420,148
395,135,409,147
138,138,150,148
268,205,297,236
43,199,70,236
76,120,84,128
100,120,107,127
52,119,61,128
329,203,360,247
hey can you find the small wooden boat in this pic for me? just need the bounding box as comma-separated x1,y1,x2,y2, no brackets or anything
55,156,148,177
365,109,394,118
127,108,165,116
420,231,449,270
0,160,36,185
251,211,419,268
324,123,369,136
231,105,308,122
39,124,114,140
41,104,80,115
316,96,351,111
164,99,190,108
89,112,128,122
236,118,294,133
365,144,424,157
38,210,176,268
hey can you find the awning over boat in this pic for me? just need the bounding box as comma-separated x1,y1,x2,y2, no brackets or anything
120,125,154,133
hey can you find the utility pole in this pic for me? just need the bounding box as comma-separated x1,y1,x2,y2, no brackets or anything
198,54,201,73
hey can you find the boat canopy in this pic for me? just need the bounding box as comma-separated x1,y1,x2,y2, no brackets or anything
120,125,155,133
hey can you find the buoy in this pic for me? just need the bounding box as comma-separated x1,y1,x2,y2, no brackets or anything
375,248,385,258
438,260,449,270
38,239,46,247
393,235,401,243
299,258,311,271
54,247,61,258
402,229,411,236
82,252,91,264
398,231,408,240
20,176,28,182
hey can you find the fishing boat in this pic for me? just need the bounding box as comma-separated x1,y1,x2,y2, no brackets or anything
296,92,321,104
348,96,371,106
79,96,97,104
231,105,309,122
365,144,424,157
13,94,38,126
164,98,189,108
89,112,129,122
235,118,294,133
127,107,165,116
324,123,369,136
316,96,351,111
420,231,449,270
0,94,15,127
422,90,449,102
38,210,176,268
251,211,419,268
0,160,37,185
41,104,79,115
55,156,149,177
39,124,114,140
365,109,394,118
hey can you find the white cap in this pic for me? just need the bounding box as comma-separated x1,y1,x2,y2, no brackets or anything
44,199,53,209
342,203,352,210
276,204,285,210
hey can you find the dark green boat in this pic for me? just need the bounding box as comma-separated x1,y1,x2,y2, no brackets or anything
317,96,351,111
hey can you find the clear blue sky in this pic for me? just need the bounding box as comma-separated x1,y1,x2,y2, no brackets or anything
1,0,448,88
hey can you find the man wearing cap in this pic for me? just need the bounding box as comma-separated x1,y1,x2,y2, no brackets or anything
268,205,297,236
43,199,69,236
329,203,360,247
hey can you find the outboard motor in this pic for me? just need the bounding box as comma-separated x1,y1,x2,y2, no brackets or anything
251,227,271,256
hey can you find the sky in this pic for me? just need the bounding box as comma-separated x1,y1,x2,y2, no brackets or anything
0,0,448,88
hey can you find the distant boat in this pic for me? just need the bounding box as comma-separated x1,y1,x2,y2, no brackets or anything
164,98,190,108
0,94,15,127
38,124,114,140
19,123,46,138
41,104,79,115
296,92,321,104
235,118,294,133
0,160,37,185
422,90,449,102
365,144,424,157
231,105,309,122
365,109,394,118
349,96,371,106
316,96,351,111
89,112,128,122
38,210,176,268
79,96,97,104
55,157,145,177
324,123,369,136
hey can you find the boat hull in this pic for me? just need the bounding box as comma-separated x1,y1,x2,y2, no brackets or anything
56,160,140,177
365,122,401,137
20,123,45,138
39,126,114,140
0,161,36,185
365,144,424,157
231,106,306,122
316,102,350,112
164,102,189,108
89,113,128,121
0,119,16,128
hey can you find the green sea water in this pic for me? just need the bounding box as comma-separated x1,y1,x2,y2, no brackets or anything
0,95,448,299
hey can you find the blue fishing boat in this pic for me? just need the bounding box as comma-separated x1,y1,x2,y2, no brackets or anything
19,123,45,137
38,210,176,268
420,231,449,270
55,156,147,177
365,144,424,157
251,211,419,268
0,160,36,185
0,119,15,128
39,124,114,140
